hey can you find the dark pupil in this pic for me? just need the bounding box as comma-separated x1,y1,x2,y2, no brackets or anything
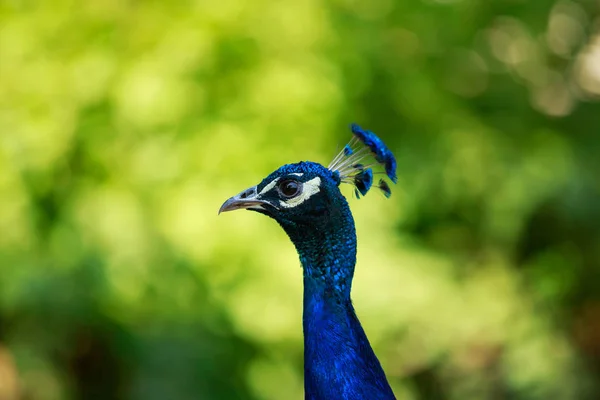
280,180,299,197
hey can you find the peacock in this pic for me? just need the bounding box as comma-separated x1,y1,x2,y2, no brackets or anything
219,124,397,399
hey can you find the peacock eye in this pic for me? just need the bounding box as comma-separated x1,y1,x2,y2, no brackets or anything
278,179,302,198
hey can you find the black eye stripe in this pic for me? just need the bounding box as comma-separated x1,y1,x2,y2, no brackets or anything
278,179,302,198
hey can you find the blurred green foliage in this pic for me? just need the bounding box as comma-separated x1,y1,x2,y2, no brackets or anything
1,0,600,399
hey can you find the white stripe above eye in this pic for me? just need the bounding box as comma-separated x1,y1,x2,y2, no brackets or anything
289,172,304,177
279,176,321,208
259,177,280,195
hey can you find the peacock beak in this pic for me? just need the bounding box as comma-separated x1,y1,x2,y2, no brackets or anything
219,185,272,214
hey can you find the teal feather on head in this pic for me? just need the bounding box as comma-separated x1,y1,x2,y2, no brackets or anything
354,168,373,197
350,123,398,184
328,124,397,197
343,144,353,156
378,179,392,198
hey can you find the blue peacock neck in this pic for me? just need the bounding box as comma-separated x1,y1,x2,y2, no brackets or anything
279,199,394,399
289,210,357,299
277,186,357,299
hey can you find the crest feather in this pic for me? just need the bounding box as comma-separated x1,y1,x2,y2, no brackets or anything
328,124,397,198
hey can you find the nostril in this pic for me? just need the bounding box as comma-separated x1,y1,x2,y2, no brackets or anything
239,187,256,199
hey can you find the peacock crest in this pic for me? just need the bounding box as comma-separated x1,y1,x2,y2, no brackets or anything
327,123,397,199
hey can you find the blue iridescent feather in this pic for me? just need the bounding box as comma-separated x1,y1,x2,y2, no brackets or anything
328,124,397,198
350,123,398,184
354,168,373,197
378,179,392,198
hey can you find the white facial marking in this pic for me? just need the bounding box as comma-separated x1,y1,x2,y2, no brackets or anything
289,172,304,177
259,177,280,195
279,176,321,208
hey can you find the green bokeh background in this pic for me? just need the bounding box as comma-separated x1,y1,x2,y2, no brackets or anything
1,0,600,399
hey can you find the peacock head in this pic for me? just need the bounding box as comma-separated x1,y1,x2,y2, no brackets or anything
219,124,397,231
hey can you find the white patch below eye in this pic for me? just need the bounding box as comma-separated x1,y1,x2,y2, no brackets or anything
259,177,280,195
279,176,321,208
